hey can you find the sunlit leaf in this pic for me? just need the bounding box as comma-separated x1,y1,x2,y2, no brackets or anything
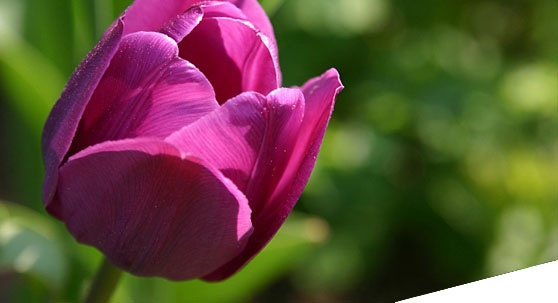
260,0,286,16
0,38,65,135
70,0,97,61
0,201,68,290
23,0,75,76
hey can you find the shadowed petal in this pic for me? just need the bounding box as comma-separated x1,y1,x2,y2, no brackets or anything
68,31,218,157
203,69,343,281
51,138,253,280
228,0,278,63
204,0,279,62
42,17,124,208
179,17,279,103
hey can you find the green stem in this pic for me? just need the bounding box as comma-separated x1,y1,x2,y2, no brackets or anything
84,257,123,303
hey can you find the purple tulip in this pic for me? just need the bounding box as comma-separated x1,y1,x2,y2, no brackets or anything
42,0,343,281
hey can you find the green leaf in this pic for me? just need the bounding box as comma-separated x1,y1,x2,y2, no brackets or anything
0,0,65,136
70,0,97,61
0,38,65,135
0,201,68,290
22,0,75,76
260,0,287,16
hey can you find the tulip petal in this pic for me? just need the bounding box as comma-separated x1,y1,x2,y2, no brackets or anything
51,138,253,280
275,69,344,199
68,31,218,156
178,17,279,103
203,69,343,281
166,88,305,280
203,1,279,63
42,17,124,207
228,0,278,62
166,88,304,196
244,88,305,215
158,5,203,42
228,0,275,38
124,1,278,52
166,92,267,191
157,2,249,43
201,1,248,20
123,0,198,35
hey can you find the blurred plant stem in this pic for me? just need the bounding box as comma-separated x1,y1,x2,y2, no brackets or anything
84,258,122,303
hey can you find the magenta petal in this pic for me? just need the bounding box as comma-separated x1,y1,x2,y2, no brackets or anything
123,0,199,35
68,31,218,156
179,17,279,103
158,2,250,43
159,5,203,42
203,69,343,281
166,88,305,199
201,1,278,62
201,1,248,20
272,69,344,199
124,0,275,42
42,17,124,208
228,0,279,63
166,88,306,280
166,92,268,191
244,88,306,215
52,138,253,280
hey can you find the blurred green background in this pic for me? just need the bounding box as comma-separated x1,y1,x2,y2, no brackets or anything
0,0,556,302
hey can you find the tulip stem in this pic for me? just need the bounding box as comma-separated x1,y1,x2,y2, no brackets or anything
84,257,123,303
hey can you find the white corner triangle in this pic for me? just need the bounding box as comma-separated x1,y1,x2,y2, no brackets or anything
398,261,558,303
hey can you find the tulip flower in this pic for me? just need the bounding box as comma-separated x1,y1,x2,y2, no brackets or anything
41,0,343,292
